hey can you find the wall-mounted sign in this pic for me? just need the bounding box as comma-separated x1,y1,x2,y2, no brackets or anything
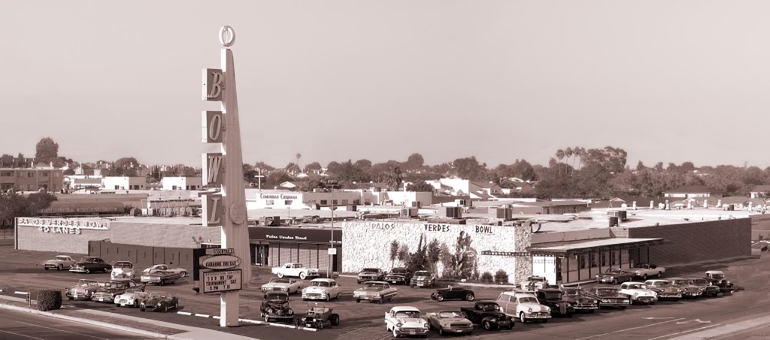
327,248,337,255
259,193,300,200
201,269,242,294
17,218,109,230
475,225,495,235
206,248,234,255
202,153,224,187
481,251,531,257
202,111,224,143
200,254,242,270
38,226,82,235
202,68,224,101
424,223,451,232
202,194,223,227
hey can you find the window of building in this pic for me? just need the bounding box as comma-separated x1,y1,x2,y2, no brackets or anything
610,251,617,266
266,200,274,206
0,171,12,177
27,172,34,177
284,200,293,206
332,200,338,205
0,183,13,190
320,200,327,205
354,199,361,205
114,185,120,190
41,172,48,177
601,252,607,266
341,199,348,205
578,254,586,269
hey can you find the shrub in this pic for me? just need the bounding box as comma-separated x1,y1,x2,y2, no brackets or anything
480,271,494,283
494,269,509,284
37,290,62,311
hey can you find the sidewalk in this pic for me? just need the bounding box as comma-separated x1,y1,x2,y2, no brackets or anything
0,294,258,340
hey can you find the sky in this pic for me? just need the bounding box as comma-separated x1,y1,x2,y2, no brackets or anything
1,1,769,169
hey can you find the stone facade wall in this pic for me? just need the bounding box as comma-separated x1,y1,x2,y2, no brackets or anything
513,225,532,282
17,219,220,254
342,221,525,284
627,218,751,265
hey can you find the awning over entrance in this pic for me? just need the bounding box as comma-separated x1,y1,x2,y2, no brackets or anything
529,237,666,255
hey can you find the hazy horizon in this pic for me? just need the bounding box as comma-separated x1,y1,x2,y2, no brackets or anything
2,1,770,169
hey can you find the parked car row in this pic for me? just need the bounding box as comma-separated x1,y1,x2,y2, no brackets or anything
62,278,179,313
41,256,187,286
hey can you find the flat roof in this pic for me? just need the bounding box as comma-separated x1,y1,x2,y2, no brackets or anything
537,208,753,233
530,237,665,254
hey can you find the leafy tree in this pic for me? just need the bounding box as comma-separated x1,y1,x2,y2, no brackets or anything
0,192,57,227
406,182,435,192
397,244,410,266
34,137,59,165
15,153,26,168
389,241,400,269
406,234,429,274
254,162,275,171
354,159,372,170
265,170,293,189
305,162,322,171
0,154,15,168
452,156,488,181
63,168,75,176
426,239,441,275
404,153,425,170
384,166,404,191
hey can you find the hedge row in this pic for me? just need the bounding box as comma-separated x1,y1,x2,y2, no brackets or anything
36,290,62,311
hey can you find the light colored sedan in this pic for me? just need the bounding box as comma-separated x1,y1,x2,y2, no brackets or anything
261,277,303,294
43,255,76,271
302,278,342,301
426,311,474,336
142,264,188,278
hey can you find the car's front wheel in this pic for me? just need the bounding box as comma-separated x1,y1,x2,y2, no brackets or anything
392,327,399,338
180,271,187,278
85,269,91,274
436,295,444,302
299,272,307,280
466,293,475,301
484,321,492,330
58,264,63,271
520,312,527,323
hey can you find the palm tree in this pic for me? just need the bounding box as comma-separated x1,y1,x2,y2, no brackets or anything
295,153,302,172
565,147,573,174
555,149,565,177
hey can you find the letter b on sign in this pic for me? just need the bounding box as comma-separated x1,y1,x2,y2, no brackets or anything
202,111,223,143
202,68,224,101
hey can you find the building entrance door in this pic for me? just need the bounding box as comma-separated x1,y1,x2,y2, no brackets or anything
254,245,269,266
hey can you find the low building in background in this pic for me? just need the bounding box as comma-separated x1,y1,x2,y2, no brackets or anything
160,176,202,190
0,168,64,192
102,176,147,190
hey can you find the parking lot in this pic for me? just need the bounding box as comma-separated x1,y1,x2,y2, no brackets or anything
1,243,769,340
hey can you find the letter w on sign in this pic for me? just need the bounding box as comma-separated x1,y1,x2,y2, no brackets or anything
202,153,224,187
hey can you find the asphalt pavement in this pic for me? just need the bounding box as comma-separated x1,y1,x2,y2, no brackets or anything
0,307,156,340
2,244,770,340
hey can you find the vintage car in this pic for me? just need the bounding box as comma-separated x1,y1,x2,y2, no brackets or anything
139,291,179,313
519,275,550,291
357,268,386,283
430,285,475,302
69,257,112,274
586,286,631,309
669,277,704,298
689,277,721,297
353,281,397,304
302,278,342,301
91,280,141,303
271,263,320,280
410,270,436,288
631,263,666,280
560,287,599,312
111,261,135,281
384,306,430,338
385,267,412,285
460,301,515,330
43,255,76,271
261,277,303,294
140,269,182,286
534,288,574,317
296,303,340,330
64,279,100,300
260,292,295,323
426,310,474,335
619,282,658,304
704,270,735,293
595,268,635,284
114,288,149,308
141,264,188,278
644,279,682,300
495,291,552,323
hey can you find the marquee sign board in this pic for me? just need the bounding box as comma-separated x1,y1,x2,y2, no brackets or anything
202,194,223,227
202,111,224,143
201,269,242,294
17,218,109,229
199,254,242,270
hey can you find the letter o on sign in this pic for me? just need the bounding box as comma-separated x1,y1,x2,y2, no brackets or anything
219,26,236,48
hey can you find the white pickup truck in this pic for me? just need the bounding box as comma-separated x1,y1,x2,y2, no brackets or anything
271,263,320,280
630,264,665,280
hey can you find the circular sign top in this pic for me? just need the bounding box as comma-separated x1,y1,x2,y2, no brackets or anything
219,25,236,48
229,202,247,225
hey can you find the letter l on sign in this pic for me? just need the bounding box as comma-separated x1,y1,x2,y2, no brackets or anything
202,194,223,227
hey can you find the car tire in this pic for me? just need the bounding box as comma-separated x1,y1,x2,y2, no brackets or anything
326,295,330,302
67,296,73,301
642,274,648,280
58,265,63,271
466,293,475,301
520,313,527,324
567,312,574,318
180,271,187,278
378,299,383,304
140,306,145,312
299,272,307,280
437,295,444,302
439,328,445,335
115,303,120,307
330,314,340,326
277,273,284,278
134,301,139,308
484,321,492,330
620,306,626,310
392,328,399,338
85,269,91,274
160,280,165,286
44,267,49,271
356,299,360,303
612,278,618,285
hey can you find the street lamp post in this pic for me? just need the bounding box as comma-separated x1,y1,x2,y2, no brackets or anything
324,180,337,278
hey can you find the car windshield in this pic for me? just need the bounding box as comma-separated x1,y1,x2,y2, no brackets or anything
311,281,331,287
266,293,288,302
125,289,142,294
626,284,646,289
102,282,124,289
649,281,670,287
692,279,708,285
414,271,429,276
542,292,562,299
710,273,725,279
672,280,690,285
78,280,97,287
391,268,408,274
362,268,379,273
363,283,386,290
395,311,421,318
518,297,538,303
596,288,618,296
55,256,70,261
149,291,168,298
439,311,462,318
563,290,579,296
115,262,132,268
528,277,546,282
478,303,500,311
270,278,290,284
605,268,623,274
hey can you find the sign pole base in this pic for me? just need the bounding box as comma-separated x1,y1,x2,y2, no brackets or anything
220,291,240,327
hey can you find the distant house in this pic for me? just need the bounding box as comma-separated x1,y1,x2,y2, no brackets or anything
663,185,710,198
279,181,298,190
751,185,770,199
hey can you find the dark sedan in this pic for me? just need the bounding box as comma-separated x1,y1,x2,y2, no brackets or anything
431,285,476,302
586,286,631,309
595,268,635,284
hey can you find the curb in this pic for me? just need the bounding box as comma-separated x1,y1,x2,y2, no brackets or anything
0,302,185,339
176,311,318,332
